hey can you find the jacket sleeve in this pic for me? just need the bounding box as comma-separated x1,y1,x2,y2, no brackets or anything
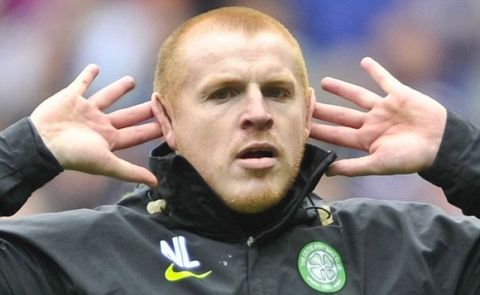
0,118,63,216
420,111,480,217
0,236,75,294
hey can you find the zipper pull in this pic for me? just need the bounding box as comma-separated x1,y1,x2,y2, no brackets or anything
246,236,255,247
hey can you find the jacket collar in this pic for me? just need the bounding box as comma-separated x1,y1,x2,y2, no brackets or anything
148,143,336,244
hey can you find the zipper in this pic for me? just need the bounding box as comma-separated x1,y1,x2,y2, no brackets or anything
246,235,256,294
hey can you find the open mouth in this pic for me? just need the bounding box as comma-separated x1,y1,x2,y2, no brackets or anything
236,145,277,169
239,149,275,159
237,143,278,160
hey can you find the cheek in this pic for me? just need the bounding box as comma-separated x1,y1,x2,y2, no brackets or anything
281,110,307,139
175,113,231,164
279,115,308,161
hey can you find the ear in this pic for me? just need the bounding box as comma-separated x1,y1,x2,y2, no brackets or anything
151,92,176,149
304,87,316,138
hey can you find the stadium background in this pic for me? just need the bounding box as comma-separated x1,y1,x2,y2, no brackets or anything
2,0,480,216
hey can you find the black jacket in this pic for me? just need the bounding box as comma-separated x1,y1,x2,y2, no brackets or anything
0,113,479,294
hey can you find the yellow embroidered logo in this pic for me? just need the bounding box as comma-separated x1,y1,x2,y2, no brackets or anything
164,263,212,282
160,236,213,282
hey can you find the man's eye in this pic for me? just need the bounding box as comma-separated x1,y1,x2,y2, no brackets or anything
209,88,238,100
262,86,290,99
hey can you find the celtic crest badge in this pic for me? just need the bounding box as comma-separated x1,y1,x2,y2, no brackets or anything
298,241,346,293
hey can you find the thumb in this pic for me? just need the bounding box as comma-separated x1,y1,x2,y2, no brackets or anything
326,156,378,177
101,155,158,187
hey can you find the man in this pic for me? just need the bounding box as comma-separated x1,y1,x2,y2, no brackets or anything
0,6,479,294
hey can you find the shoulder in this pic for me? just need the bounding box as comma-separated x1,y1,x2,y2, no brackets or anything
0,187,156,243
0,205,138,239
331,197,444,216
330,197,480,233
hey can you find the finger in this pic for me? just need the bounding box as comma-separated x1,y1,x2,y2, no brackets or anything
89,76,136,110
360,57,402,94
309,124,365,150
320,77,381,109
108,101,154,129
67,64,100,95
101,155,158,186
313,102,365,128
326,156,379,177
113,122,163,150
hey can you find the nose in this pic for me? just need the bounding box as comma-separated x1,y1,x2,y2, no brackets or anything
240,85,273,131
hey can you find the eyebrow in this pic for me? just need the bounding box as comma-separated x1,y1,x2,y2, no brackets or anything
261,76,295,86
259,72,297,91
198,73,242,87
197,75,245,96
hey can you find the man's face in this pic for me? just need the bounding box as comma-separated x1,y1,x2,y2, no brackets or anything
163,29,312,213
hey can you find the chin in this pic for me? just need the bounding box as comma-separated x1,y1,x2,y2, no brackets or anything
219,184,288,214
213,154,304,214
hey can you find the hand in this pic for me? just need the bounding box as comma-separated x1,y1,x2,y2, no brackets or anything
310,57,447,177
30,64,162,186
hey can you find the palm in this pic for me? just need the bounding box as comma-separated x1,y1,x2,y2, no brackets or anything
31,65,162,186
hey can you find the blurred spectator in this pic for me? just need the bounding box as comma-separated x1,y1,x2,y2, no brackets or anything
3,0,480,217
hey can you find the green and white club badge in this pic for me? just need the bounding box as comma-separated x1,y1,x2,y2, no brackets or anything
298,241,346,293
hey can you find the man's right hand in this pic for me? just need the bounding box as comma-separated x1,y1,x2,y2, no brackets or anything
30,64,162,186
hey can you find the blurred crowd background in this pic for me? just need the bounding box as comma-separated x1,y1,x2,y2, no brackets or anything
2,0,480,217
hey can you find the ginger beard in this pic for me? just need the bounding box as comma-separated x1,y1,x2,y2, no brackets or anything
175,131,308,214
215,140,307,214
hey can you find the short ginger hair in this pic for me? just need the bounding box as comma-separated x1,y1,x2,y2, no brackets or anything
153,6,309,104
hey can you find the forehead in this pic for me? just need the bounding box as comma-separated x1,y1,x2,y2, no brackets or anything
180,29,298,80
